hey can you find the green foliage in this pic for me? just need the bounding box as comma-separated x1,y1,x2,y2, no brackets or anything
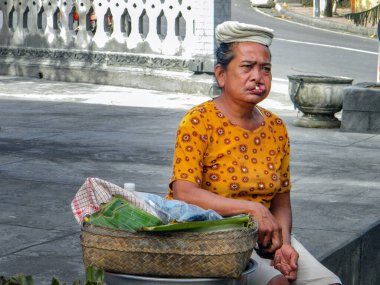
0,274,34,285
339,0,351,9
50,278,66,285
301,0,314,7
84,266,105,285
0,267,105,285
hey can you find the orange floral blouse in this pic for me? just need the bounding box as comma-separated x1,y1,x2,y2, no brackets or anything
167,100,291,208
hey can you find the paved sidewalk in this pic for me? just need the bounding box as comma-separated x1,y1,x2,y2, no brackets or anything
256,3,378,38
0,75,379,284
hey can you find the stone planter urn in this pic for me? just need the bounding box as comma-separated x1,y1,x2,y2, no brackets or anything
288,75,353,128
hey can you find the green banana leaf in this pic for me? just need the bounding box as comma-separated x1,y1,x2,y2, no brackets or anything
88,195,162,231
143,215,254,232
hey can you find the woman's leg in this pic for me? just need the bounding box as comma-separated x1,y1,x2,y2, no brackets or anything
291,236,342,285
250,237,341,285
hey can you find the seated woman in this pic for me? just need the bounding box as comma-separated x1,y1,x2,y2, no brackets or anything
166,21,341,285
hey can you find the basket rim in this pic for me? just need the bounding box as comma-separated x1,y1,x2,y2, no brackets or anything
81,220,258,239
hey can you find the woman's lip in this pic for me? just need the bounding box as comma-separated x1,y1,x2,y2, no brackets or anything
248,87,266,95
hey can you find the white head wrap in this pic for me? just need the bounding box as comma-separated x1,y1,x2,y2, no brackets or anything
215,21,274,47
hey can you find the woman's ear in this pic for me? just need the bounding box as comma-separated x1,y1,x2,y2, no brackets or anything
214,64,225,88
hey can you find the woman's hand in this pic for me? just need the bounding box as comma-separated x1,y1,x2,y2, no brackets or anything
272,244,299,281
248,203,283,253
172,181,282,253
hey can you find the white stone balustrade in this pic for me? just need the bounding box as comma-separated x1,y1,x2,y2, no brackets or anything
0,0,230,94
0,0,230,58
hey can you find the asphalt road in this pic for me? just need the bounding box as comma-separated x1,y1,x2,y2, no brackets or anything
232,0,378,84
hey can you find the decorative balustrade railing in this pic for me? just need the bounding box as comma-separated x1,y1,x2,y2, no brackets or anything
0,0,231,93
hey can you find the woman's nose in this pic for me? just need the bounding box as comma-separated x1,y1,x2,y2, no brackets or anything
249,67,262,82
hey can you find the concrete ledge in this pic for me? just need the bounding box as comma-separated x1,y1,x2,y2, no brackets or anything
341,83,380,133
321,220,380,285
0,47,216,95
0,62,216,96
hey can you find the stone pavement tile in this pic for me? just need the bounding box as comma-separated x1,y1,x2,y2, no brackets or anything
291,195,380,260
0,76,131,96
291,227,360,260
292,193,380,233
292,173,380,196
284,122,380,177
0,225,67,257
353,183,380,198
291,143,380,172
0,154,24,165
0,179,79,224
11,233,82,259
0,108,69,128
0,76,210,110
0,99,185,133
0,160,172,194
0,253,84,285
0,199,78,232
0,128,175,166
4,233,85,284
0,126,63,141
285,120,377,147
0,179,76,207
0,97,63,110
0,179,84,282
0,100,183,195
353,133,380,147
47,130,176,151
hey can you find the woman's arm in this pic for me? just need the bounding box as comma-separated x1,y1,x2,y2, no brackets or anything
270,192,292,244
173,180,283,253
270,192,299,281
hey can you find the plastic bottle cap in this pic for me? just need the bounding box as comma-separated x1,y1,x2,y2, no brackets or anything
124,183,135,191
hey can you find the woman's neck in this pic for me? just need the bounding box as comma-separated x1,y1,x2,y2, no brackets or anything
214,96,264,131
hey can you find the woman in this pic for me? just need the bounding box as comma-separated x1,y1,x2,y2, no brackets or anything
167,21,341,285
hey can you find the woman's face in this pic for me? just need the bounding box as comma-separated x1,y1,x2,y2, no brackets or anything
216,42,272,106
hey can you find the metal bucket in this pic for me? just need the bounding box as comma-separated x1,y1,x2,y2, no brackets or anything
104,259,257,285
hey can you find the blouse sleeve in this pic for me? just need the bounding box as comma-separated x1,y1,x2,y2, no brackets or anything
169,110,209,191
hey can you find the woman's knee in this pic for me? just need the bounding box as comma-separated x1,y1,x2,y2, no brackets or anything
267,275,289,285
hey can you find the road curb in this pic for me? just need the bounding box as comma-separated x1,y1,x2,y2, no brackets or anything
258,4,377,38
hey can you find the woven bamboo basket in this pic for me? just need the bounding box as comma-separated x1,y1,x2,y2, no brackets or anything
81,222,258,279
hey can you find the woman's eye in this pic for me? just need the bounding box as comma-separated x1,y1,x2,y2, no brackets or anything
262,66,271,73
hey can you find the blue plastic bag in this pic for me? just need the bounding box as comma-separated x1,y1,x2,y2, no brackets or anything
135,192,223,224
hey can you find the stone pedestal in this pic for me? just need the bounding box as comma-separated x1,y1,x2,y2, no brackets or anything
341,82,380,133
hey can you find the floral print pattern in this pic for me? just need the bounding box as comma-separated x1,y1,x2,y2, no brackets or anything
168,100,291,208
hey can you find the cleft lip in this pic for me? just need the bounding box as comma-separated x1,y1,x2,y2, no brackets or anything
248,84,266,94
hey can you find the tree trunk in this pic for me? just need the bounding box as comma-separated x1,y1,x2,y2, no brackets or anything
324,0,333,17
